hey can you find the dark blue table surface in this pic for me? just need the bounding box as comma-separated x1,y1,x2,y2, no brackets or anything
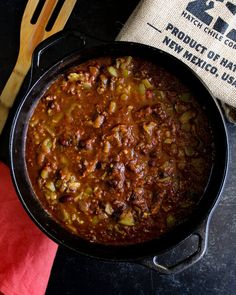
0,1,235,294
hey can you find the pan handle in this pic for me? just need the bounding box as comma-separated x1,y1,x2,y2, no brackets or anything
29,30,86,87
30,30,108,87
139,218,210,274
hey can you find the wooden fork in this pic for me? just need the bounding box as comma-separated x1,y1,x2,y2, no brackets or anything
0,0,77,134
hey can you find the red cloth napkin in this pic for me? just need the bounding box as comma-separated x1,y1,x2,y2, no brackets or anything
0,162,58,295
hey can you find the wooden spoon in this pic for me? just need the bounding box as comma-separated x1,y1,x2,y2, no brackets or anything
0,0,77,134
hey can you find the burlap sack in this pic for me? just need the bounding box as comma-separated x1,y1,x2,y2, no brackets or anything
117,0,236,122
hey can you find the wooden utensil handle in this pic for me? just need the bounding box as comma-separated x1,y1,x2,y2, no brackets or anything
0,58,30,133
0,59,31,108
0,102,9,134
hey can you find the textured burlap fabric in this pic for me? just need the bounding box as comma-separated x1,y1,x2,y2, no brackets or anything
117,0,236,122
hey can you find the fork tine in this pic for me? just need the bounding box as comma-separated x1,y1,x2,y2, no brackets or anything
36,0,59,30
45,0,77,38
22,0,41,23
0,0,76,133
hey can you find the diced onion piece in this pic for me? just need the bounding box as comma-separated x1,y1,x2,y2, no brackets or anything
105,203,114,215
103,141,111,153
126,56,132,65
142,78,154,89
119,211,135,226
114,224,125,234
138,83,146,95
84,187,93,196
94,115,105,128
107,66,118,77
44,190,57,201
109,101,116,113
60,208,70,221
41,167,50,179
122,69,130,77
83,82,92,89
117,86,124,95
67,72,81,82
78,200,89,214
42,138,52,153
164,138,173,144
120,56,133,69
92,216,99,225
120,93,128,101
45,181,56,192
155,90,165,99
68,181,81,192
143,122,157,135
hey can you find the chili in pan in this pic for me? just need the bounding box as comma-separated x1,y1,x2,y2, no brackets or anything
26,56,214,245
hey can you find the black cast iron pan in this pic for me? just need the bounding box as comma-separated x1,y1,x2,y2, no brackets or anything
9,31,229,274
